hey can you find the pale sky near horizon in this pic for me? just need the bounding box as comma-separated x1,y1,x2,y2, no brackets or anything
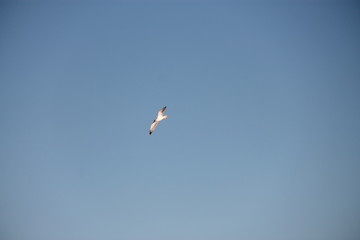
1,1,360,240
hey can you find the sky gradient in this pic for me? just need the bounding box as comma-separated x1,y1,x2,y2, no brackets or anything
1,1,360,240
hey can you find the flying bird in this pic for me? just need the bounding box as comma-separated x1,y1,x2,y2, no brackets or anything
149,106,168,135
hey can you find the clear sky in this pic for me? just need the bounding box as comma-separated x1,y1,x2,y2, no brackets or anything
1,1,360,240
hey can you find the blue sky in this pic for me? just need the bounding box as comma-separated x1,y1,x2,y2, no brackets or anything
1,1,360,240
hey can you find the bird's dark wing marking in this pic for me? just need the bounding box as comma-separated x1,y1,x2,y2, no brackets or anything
159,106,166,114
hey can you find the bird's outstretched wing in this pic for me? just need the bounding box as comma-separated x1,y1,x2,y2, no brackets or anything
158,106,166,116
149,120,159,135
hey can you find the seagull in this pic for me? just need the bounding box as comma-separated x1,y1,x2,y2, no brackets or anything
149,106,168,135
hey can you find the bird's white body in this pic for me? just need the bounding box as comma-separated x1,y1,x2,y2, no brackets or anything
149,106,168,135
156,114,168,121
